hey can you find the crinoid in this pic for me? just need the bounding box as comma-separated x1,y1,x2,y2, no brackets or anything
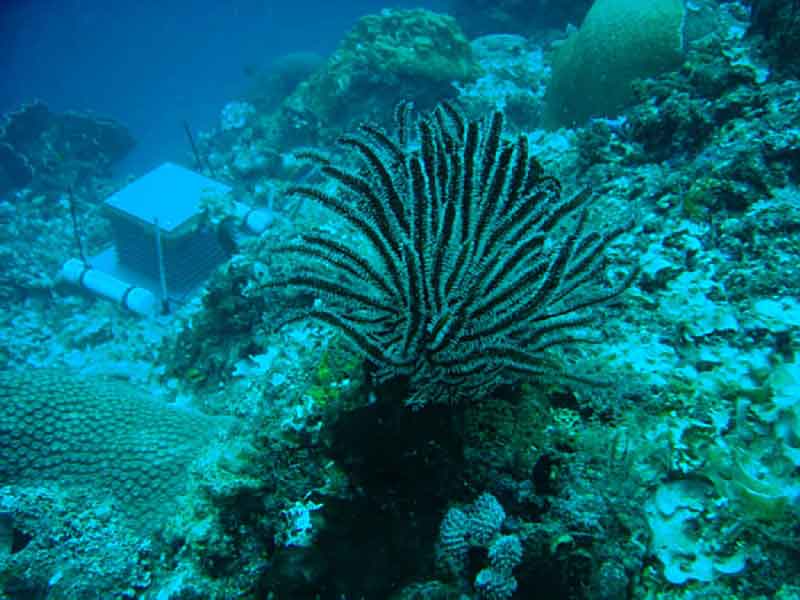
267,102,638,407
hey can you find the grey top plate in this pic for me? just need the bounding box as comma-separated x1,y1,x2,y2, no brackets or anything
105,162,230,233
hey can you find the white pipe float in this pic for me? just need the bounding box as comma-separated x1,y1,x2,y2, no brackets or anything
58,203,272,317
59,258,157,317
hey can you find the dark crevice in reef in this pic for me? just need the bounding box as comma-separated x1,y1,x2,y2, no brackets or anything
268,383,467,598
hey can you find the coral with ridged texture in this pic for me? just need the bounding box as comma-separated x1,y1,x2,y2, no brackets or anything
436,506,471,576
475,567,518,600
436,492,522,598
468,492,506,546
488,534,523,574
0,369,229,527
543,0,686,128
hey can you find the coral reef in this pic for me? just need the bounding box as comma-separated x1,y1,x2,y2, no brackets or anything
0,486,154,598
0,101,135,303
747,0,800,78
4,1,800,598
0,187,111,303
158,259,275,391
194,10,479,193
455,34,549,131
562,7,800,597
0,100,134,196
284,9,478,133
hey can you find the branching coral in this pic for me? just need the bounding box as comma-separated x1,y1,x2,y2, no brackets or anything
266,102,637,407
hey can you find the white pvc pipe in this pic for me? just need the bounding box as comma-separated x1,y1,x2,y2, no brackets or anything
59,258,157,317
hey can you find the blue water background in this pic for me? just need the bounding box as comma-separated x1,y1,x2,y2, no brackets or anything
0,0,447,176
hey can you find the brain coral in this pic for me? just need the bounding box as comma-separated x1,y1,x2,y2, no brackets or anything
0,369,228,526
543,0,687,128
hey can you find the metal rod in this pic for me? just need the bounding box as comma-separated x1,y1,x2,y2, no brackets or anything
67,186,88,266
153,217,170,315
182,120,217,178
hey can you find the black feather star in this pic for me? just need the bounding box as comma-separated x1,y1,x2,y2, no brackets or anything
266,102,638,407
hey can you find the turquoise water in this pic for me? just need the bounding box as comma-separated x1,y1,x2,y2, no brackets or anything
1,1,799,598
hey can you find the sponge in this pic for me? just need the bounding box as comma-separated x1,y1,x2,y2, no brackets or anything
0,369,228,527
543,0,686,128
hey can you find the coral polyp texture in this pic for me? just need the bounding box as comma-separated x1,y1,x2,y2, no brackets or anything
543,0,687,128
436,493,522,599
0,369,227,525
267,102,637,406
